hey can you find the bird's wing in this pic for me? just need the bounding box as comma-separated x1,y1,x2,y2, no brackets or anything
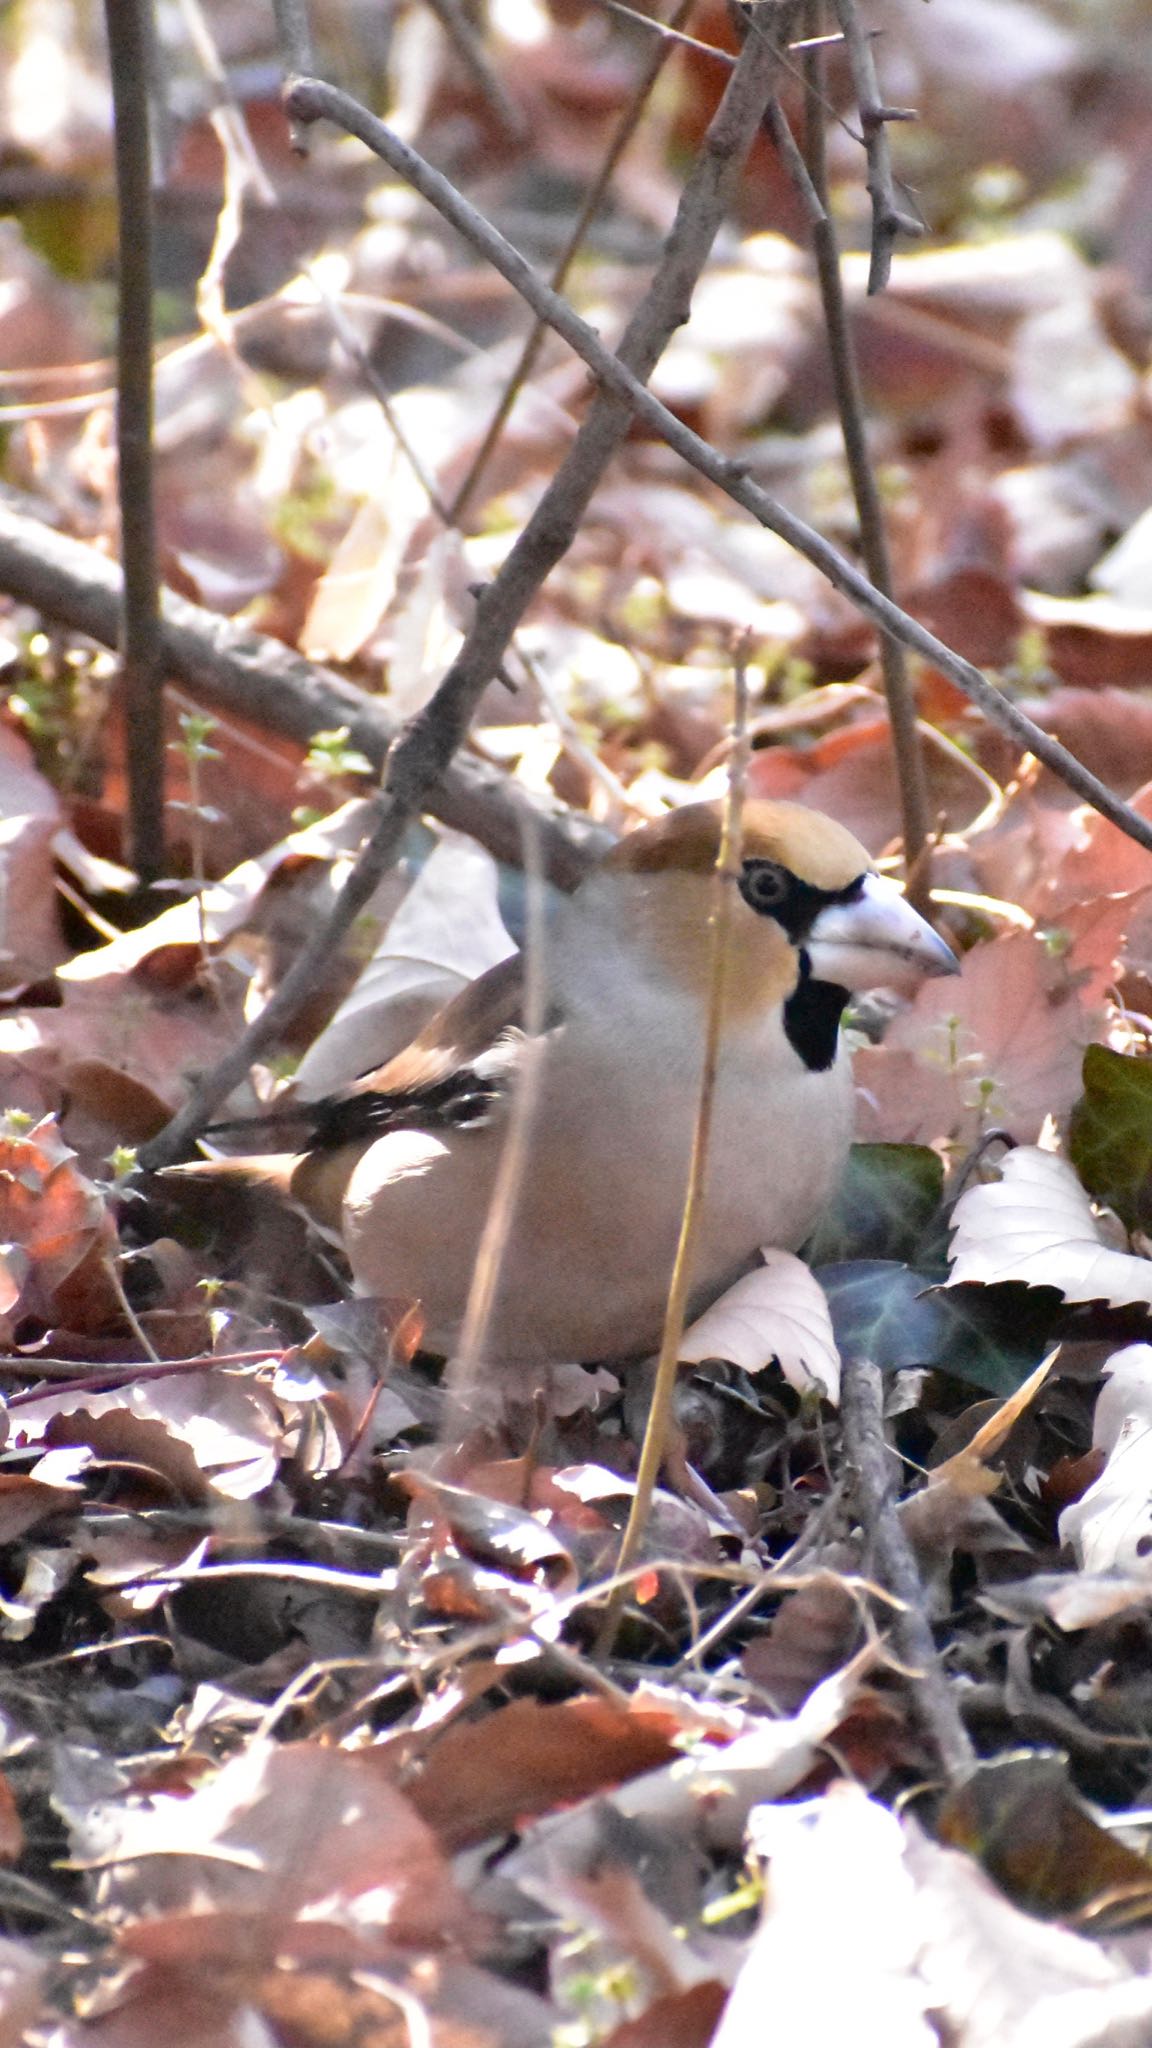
304,950,535,1149
165,953,543,1231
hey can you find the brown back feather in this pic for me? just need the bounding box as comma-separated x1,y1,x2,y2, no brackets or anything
350,951,525,1099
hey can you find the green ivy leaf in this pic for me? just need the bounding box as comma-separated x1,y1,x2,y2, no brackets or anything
1068,1044,1152,1233
817,1261,1059,1395
805,1144,945,1266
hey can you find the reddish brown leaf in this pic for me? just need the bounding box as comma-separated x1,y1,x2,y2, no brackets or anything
601,1980,729,2048
0,1471,81,1543
402,1696,682,1850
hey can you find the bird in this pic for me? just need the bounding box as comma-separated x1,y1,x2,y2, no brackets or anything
167,800,957,1368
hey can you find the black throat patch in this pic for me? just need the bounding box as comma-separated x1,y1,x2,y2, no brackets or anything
783,951,848,1072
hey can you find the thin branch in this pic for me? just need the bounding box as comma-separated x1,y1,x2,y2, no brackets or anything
420,0,529,146
285,3,793,853
600,1,736,69
103,0,166,883
280,75,1152,860
762,45,931,898
271,0,316,150
830,0,923,293
0,495,608,890
449,0,699,524
840,1353,974,1780
595,654,750,1660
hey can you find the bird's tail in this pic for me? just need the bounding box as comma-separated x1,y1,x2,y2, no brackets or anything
160,1153,299,1194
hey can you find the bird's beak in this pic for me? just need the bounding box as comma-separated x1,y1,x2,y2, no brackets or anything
806,873,960,992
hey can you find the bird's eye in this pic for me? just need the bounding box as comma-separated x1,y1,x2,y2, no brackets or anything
742,861,789,912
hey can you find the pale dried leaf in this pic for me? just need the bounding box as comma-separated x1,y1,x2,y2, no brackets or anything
300,482,420,664
927,1352,1056,1493
947,1148,1152,1307
678,1250,840,1401
388,527,466,716
10,1372,284,1501
59,800,381,984
719,1786,934,2048
58,1737,464,1944
1059,1344,1152,1576
506,1654,872,1877
904,1823,1152,2048
985,1570,1152,1631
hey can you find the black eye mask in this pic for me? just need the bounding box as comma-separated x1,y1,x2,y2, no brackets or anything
738,859,865,945
738,859,866,1072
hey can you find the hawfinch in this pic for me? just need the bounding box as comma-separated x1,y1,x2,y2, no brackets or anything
176,801,956,1364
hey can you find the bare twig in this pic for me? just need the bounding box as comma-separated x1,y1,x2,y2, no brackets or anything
285,3,792,826
419,0,529,146
600,1,736,69
270,0,316,149
103,0,165,882
0,496,609,889
279,77,1152,859
450,0,699,524
762,40,931,898
830,0,922,292
840,1353,975,1780
595,653,751,1660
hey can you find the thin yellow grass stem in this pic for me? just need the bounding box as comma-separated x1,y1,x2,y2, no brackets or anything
595,660,751,1658
444,813,548,1433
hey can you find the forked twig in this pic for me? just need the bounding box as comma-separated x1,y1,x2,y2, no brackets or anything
831,0,923,293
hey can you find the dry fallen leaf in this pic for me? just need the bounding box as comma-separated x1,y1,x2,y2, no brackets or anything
947,1146,1152,1307
1059,1343,1152,1577
678,1249,840,1401
722,1786,932,2048
11,1369,285,1501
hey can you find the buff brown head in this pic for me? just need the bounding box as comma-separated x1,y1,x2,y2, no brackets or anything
598,799,957,1018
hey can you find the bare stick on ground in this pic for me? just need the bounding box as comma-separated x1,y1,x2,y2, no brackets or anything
103,0,165,882
840,1353,975,1781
